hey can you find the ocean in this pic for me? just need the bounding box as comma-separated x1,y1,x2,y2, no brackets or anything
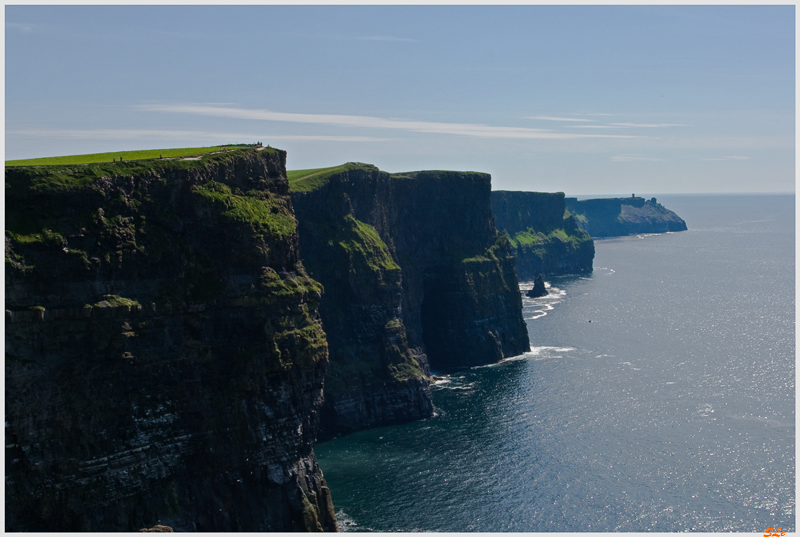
315,194,795,532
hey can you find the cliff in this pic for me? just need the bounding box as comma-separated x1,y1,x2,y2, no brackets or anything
290,164,530,438
5,147,337,531
564,196,687,237
491,191,594,281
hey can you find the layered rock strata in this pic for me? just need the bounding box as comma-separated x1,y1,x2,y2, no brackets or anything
290,164,530,438
5,148,337,531
565,196,687,237
491,191,595,280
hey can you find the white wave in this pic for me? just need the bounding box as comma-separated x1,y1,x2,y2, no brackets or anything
525,302,555,320
466,347,575,370
529,346,576,355
336,510,367,532
483,346,578,364
468,347,577,370
432,379,476,390
619,361,641,371
522,285,566,320
696,403,714,418
594,267,615,275
497,353,530,364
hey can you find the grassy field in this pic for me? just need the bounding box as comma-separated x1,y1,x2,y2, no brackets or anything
5,145,252,167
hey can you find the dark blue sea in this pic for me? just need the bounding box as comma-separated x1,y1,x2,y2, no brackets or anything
315,194,795,532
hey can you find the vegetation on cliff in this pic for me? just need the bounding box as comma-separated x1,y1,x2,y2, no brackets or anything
503,220,588,252
290,167,432,438
491,191,594,280
6,146,298,298
192,179,297,240
336,215,401,273
6,146,337,532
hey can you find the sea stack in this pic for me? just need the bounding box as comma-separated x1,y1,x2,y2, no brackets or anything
526,274,548,298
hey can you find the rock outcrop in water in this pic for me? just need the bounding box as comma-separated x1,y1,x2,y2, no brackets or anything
5,148,337,531
490,191,594,281
290,164,530,439
526,275,547,298
564,196,687,237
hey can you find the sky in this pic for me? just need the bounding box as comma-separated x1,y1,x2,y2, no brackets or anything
4,4,796,195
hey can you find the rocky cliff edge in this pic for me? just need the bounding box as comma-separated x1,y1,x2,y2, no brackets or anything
5,147,337,531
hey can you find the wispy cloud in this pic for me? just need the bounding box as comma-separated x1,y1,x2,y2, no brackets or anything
528,116,595,122
527,116,687,130
700,155,750,161
611,155,666,162
7,128,392,143
7,22,37,34
610,122,687,128
139,104,642,141
565,125,626,129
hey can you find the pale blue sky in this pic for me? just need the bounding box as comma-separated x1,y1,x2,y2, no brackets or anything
5,5,795,194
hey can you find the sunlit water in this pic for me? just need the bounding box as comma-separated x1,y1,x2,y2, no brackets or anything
316,194,795,532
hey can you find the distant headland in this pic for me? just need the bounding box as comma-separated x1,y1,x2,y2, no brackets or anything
565,195,688,237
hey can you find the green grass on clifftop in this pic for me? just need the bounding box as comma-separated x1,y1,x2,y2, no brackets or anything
5,146,279,197
5,145,255,167
287,162,377,192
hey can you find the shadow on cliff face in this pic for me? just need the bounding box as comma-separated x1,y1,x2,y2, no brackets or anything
420,267,504,370
420,268,455,370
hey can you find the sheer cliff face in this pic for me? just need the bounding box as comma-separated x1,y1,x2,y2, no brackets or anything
5,149,337,532
564,196,688,237
491,191,595,280
385,171,529,369
290,170,433,439
291,165,530,436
